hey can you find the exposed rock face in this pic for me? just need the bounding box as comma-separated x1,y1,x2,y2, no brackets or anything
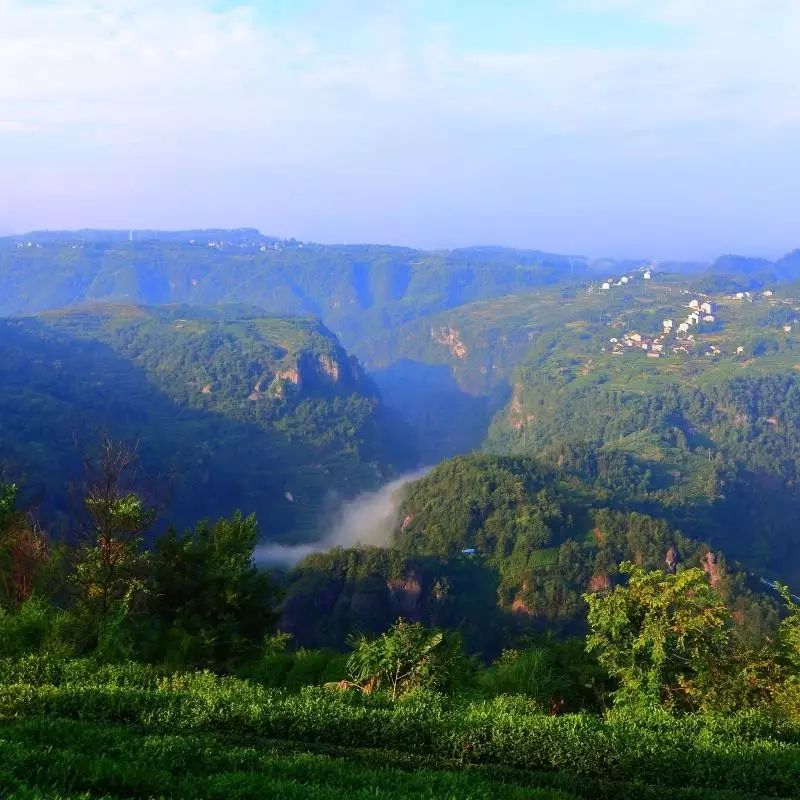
276,366,302,386
702,550,721,587
277,352,358,391
665,545,679,573
510,581,535,616
588,573,612,593
386,575,423,618
431,325,467,359
507,383,533,430
317,354,341,381
511,595,535,616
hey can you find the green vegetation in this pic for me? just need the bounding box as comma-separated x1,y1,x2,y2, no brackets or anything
1,441,800,797
5,232,800,796
461,281,800,584
281,455,774,653
1,655,798,798
345,620,467,699
0,305,412,538
0,717,572,800
586,564,744,710
0,235,585,349
0,233,596,465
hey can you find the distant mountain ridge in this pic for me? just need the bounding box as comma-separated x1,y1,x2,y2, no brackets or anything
3,229,800,469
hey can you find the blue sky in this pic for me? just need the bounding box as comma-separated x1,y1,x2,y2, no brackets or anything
1,0,798,260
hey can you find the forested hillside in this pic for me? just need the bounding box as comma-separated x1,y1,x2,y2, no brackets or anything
0,233,587,349
282,455,774,654
0,304,409,538
479,278,800,583
6,231,800,466
2,235,800,799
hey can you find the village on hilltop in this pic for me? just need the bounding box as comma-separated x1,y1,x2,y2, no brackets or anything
596,268,791,360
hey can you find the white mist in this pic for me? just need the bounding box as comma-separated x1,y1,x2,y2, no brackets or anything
254,468,430,568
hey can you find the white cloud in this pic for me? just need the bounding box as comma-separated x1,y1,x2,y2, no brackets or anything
0,0,798,255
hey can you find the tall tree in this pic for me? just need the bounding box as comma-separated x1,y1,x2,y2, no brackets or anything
0,483,50,609
71,438,156,652
149,513,280,670
585,562,732,710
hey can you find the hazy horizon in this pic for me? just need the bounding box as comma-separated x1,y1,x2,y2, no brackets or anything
2,223,796,266
2,1,798,261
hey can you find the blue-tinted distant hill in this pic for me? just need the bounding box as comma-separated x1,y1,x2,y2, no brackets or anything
0,304,411,539
0,231,592,343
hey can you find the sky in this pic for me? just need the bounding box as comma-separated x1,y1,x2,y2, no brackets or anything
1,0,799,260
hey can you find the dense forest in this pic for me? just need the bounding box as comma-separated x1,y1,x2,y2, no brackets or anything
283,455,775,654
0,304,414,539
1,440,799,799
487,349,800,583
3,230,800,797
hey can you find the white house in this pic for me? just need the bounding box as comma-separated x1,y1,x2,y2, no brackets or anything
689,299,700,309
620,276,629,284
703,315,715,323
736,346,745,354
643,270,652,280
764,290,774,297
678,322,690,333
736,292,745,300
700,302,713,314
601,282,611,290
785,325,793,333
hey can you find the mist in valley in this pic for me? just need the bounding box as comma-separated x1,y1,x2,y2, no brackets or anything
254,468,430,568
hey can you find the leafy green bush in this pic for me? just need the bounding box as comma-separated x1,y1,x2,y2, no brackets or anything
2,657,798,796
346,620,468,699
482,647,569,709
0,598,54,657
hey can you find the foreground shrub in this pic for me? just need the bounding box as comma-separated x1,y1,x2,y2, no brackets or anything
1,656,798,796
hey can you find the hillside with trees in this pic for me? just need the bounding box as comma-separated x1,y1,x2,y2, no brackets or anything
0,305,411,539
1,446,799,799
281,455,775,655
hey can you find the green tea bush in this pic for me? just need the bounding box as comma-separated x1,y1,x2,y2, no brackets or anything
0,717,572,800
2,656,798,796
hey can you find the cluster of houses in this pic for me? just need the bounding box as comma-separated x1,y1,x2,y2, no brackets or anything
599,268,652,292
730,289,778,301
189,239,296,252
601,283,798,362
675,298,716,332
730,289,776,301
608,330,667,358
606,297,718,359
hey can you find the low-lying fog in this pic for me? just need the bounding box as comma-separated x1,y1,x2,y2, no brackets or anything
254,468,430,568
